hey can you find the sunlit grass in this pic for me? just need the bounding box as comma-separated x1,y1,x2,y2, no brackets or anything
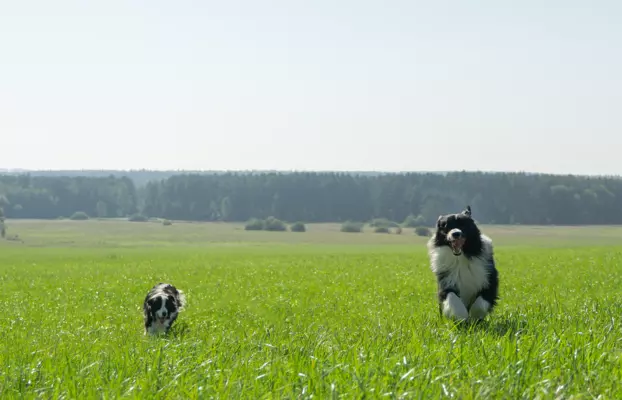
1,240,621,398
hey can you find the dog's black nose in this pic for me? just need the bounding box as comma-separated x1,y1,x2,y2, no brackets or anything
451,231,462,239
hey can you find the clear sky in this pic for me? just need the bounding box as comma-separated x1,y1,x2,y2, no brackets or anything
1,0,621,175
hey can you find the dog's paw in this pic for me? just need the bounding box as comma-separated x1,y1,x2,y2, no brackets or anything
468,296,491,320
442,293,469,321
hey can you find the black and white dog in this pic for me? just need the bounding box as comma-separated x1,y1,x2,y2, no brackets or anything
143,283,186,335
427,206,499,322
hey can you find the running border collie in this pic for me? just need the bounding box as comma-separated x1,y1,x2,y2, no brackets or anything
143,283,186,335
427,206,499,322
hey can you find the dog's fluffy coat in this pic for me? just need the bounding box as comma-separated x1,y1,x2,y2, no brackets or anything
143,283,186,335
427,206,499,321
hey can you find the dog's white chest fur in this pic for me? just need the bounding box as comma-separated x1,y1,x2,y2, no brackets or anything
428,235,493,307
146,320,170,335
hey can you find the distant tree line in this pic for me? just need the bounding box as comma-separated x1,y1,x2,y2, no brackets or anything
1,171,621,225
0,175,137,219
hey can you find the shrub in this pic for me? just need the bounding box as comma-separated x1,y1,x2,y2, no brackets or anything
0,222,5,239
264,216,287,232
403,214,427,228
69,211,89,220
374,226,390,234
393,226,403,235
341,221,363,233
414,226,432,237
128,213,149,222
369,218,400,228
290,221,306,232
162,219,173,226
244,218,265,231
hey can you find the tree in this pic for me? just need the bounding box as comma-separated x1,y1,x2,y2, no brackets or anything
0,206,5,239
290,222,306,232
264,216,287,231
70,211,89,220
414,226,431,237
220,197,232,221
96,201,108,218
244,218,264,231
341,221,364,233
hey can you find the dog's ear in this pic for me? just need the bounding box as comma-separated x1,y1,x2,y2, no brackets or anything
462,205,472,218
436,215,445,229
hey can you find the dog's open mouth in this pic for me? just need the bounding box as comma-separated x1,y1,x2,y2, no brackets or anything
158,317,168,324
450,237,465,256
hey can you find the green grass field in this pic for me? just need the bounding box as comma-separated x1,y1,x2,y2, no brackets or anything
1,220,621,399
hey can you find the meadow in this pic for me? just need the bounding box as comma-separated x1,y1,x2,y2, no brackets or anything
1,220,621,399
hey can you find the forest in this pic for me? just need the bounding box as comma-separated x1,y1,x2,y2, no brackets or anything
1,171,621,225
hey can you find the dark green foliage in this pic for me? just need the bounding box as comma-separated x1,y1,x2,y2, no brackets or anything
162,219,173,226
96,201,108,218
263,216,287,232
70,211,89,220
0,175,137,219
373,226,390,233
290,222,306,232
244,218,264,231
128,214,148,222
341,221,364,233
3,171,622,225
403,214,427,228
414,226,432,237
369,218,400,228
1,207,5,238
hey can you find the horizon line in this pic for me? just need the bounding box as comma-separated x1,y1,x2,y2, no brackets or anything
1,167,621,179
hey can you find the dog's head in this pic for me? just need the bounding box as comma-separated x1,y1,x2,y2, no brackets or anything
145,292,179,325
434,205,482,257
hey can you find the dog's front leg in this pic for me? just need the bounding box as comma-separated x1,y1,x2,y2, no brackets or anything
468,296,491,320
440,292,469,321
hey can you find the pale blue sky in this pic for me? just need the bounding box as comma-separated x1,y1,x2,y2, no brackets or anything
1,0,621,174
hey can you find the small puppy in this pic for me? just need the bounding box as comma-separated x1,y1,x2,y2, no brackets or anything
143,283,186,335
427,205,499,322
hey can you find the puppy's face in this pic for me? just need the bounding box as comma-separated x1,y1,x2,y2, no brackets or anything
435,206,480,256
147,294,178,325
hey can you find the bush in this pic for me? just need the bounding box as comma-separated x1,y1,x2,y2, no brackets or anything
0,223,5,239
341,221,363,233
244,218,264,231
374,226,390,234
69,211,89,220
414,226,432,237
369,218,400,228
264,216,287,232
290,221,306,232
162,219,173,226
393,226,403,235
128,213,149,222
403,214,427,228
